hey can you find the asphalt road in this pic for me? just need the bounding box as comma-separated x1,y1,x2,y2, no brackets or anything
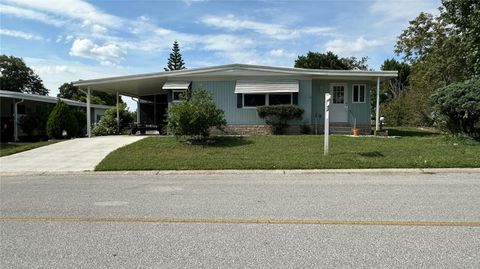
1,171,479,268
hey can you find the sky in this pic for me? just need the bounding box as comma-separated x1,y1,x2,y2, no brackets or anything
0,0,441,110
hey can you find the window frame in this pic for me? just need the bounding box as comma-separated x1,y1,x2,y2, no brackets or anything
352,84,366,103
242,92,293,109
172,89,187,102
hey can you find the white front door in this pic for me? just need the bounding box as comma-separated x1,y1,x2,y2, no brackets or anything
329,84,348,122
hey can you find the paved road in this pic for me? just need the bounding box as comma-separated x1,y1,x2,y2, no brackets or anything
1,171,479,268
0,136,144,172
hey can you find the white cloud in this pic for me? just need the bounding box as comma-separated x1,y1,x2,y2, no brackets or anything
4,0,123,28
69,38,126,65
32,65,74,74
370,0,440,22
201,14,332,40
0,28,43,41
0,4,66,27
269,49,295,58
325,37,385,55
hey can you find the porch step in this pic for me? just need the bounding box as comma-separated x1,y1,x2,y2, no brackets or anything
329,127,353,134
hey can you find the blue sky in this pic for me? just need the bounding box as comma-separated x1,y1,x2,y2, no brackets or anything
1,0,440,108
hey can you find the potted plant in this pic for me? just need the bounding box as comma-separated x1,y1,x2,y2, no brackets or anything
352,118,361,136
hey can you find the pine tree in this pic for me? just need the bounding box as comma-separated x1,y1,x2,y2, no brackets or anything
164,41,186,71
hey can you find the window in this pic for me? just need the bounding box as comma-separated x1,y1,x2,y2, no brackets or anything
172,90,186,102
268,93,292,105
243,94,266,107
332,85,345,104
352,84,366,103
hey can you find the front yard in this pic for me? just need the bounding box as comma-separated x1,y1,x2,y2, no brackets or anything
0,140,59,157
95,128,480,170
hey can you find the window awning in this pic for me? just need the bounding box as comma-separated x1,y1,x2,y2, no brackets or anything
162,81,191,90
234,80,299,94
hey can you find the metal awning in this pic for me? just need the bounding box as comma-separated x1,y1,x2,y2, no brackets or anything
234,80,299,94
162,81,191,90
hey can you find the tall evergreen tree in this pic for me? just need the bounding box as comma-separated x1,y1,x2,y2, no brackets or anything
164,41,186,71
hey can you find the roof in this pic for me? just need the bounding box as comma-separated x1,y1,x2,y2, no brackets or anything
0,90,112,109
72,63,398,97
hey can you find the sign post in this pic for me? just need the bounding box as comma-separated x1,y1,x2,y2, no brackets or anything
324,93,331,156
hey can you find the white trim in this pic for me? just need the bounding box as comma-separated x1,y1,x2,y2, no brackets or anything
72,63,398,87
352,84,366,103
163,81,191,90
241,92,293,109
0,90,111,109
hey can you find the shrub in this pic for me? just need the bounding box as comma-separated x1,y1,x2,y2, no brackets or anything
92,103,134,136
166,88,226,142
18,114,38,137
431,79,480,136
46,100,78,139
381,96,412,126
257,105,304,134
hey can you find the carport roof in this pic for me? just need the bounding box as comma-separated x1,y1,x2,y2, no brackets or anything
72,63,398,97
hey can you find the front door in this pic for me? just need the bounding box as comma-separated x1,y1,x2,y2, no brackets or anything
329,84,348,122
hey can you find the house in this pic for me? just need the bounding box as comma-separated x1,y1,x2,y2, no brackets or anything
0,90,112,142
72,64,397,136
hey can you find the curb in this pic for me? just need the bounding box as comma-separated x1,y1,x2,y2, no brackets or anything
1,168,480,177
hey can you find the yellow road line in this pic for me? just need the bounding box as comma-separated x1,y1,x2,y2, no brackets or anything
1,216,479,227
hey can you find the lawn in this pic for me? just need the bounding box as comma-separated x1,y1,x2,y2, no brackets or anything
0,140,59,157
95,127,480,170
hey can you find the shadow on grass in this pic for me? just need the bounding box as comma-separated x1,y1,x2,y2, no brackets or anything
358,151,385,157
386,128,438,137
205,136,254,148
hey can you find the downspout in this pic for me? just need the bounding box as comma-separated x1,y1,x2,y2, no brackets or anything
14,99,24,142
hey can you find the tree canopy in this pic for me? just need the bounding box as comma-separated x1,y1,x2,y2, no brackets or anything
0,55,48,95
294,51,369,70
58,82,119,106
165,40,186,71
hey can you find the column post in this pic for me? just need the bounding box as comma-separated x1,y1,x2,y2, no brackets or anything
375,76,380,132
116,91,120,133
87,87,91,138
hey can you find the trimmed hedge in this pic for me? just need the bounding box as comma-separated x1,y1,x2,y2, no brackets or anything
257,105,304,134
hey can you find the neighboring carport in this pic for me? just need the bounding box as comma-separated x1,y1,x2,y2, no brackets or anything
0,136,144,173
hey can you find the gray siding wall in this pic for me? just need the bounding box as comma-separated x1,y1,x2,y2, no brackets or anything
312,79,372,125
192,80,312,125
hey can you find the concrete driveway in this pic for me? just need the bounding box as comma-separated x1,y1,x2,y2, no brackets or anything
0,136,144,173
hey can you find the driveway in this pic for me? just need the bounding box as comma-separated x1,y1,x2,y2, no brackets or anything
0,136,144,173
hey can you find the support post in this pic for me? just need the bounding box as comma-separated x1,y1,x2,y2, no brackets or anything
375,76,380,131
87,87,91,138
14,99,24,142
116,91,120,133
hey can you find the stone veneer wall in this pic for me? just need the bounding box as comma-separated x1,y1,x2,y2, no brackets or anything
212,124,371,135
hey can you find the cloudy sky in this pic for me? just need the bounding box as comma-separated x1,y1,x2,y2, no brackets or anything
1,0,440,108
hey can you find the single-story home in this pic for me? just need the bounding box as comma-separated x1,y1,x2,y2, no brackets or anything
0,90,111,142
72,64,397,136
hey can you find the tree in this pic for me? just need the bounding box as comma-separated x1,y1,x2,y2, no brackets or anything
381,58,411,99
166,88,226,142
91,103,135,136
431,79,480,136
46,100,79,139
257,105,304,134
58,82,118,106
0,55,48,95
164,40,186,71
294,51,369,70
442,0,480,76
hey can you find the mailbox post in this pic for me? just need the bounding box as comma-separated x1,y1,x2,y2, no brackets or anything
324,93,331,156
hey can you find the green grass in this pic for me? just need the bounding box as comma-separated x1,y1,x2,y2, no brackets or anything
96,127,480,170
0,140,60,157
